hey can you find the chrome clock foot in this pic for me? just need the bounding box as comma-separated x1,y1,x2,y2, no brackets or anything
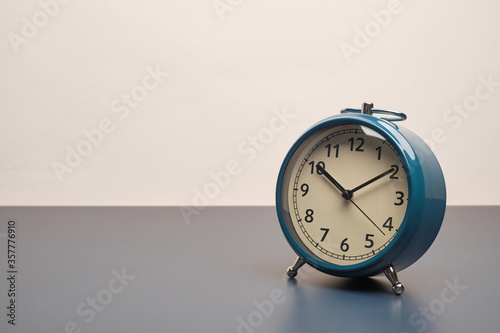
287,256,306,278
384,265,404,295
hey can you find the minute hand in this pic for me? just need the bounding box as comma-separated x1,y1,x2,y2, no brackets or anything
350,167,395,194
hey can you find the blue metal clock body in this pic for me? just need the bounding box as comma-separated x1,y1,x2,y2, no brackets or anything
276,107,446,292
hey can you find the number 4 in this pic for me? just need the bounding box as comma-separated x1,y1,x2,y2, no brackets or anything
383,217,393,231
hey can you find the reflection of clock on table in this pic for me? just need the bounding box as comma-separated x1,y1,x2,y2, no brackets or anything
276,102,446,294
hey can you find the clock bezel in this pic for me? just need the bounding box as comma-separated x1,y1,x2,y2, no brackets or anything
276,113,445,277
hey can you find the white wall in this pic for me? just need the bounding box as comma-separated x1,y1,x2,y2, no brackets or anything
1,0,499,206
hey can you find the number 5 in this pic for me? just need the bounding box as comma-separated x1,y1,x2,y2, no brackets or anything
365,234,374,248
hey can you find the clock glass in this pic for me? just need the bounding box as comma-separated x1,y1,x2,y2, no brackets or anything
280,123,408,266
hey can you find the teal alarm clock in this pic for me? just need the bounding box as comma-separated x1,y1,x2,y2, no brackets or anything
276,102,446,294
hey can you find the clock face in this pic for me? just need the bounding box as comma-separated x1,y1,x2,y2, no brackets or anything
280,123,408,266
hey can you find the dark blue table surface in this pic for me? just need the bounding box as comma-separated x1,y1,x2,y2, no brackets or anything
0,206,497,333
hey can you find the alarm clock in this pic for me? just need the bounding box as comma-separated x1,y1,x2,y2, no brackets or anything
276,102,446,294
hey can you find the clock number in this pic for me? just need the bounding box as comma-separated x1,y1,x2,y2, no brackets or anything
305,209,314,223
309,161,325,174
340,238,349,252
348,137,364,152
320,228,330,242
394,191,405,205
300,184,309,196
325,143,339,158
383,217,394,231
375,146,382,160
390,165,399,179
364,234,374,248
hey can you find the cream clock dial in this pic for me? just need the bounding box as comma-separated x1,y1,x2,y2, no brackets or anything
283,124,408,266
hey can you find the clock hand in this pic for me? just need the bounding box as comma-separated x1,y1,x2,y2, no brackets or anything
316,164,352,199
316,164,385,235
349,167,395,194
349,199,386,236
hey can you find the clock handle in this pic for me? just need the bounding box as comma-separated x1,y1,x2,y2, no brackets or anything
286,256,306,278
384,265,405,295
341,102,407,122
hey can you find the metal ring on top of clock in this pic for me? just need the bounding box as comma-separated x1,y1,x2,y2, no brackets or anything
341,108,407,122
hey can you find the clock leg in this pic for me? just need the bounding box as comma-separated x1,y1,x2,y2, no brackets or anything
383,265,405,295
287,256,306,278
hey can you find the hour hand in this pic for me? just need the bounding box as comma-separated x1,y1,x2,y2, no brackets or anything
316,164,352,200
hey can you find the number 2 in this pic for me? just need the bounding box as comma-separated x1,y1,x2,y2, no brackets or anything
390,165,399,179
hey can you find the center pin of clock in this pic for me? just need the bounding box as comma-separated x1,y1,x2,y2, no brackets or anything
341,190,353,200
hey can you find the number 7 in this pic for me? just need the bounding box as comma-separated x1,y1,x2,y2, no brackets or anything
320,228,330,242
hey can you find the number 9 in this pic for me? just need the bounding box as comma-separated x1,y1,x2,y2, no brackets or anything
301,184,309,196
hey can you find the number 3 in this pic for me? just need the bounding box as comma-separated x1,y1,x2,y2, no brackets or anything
394,191,405,206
